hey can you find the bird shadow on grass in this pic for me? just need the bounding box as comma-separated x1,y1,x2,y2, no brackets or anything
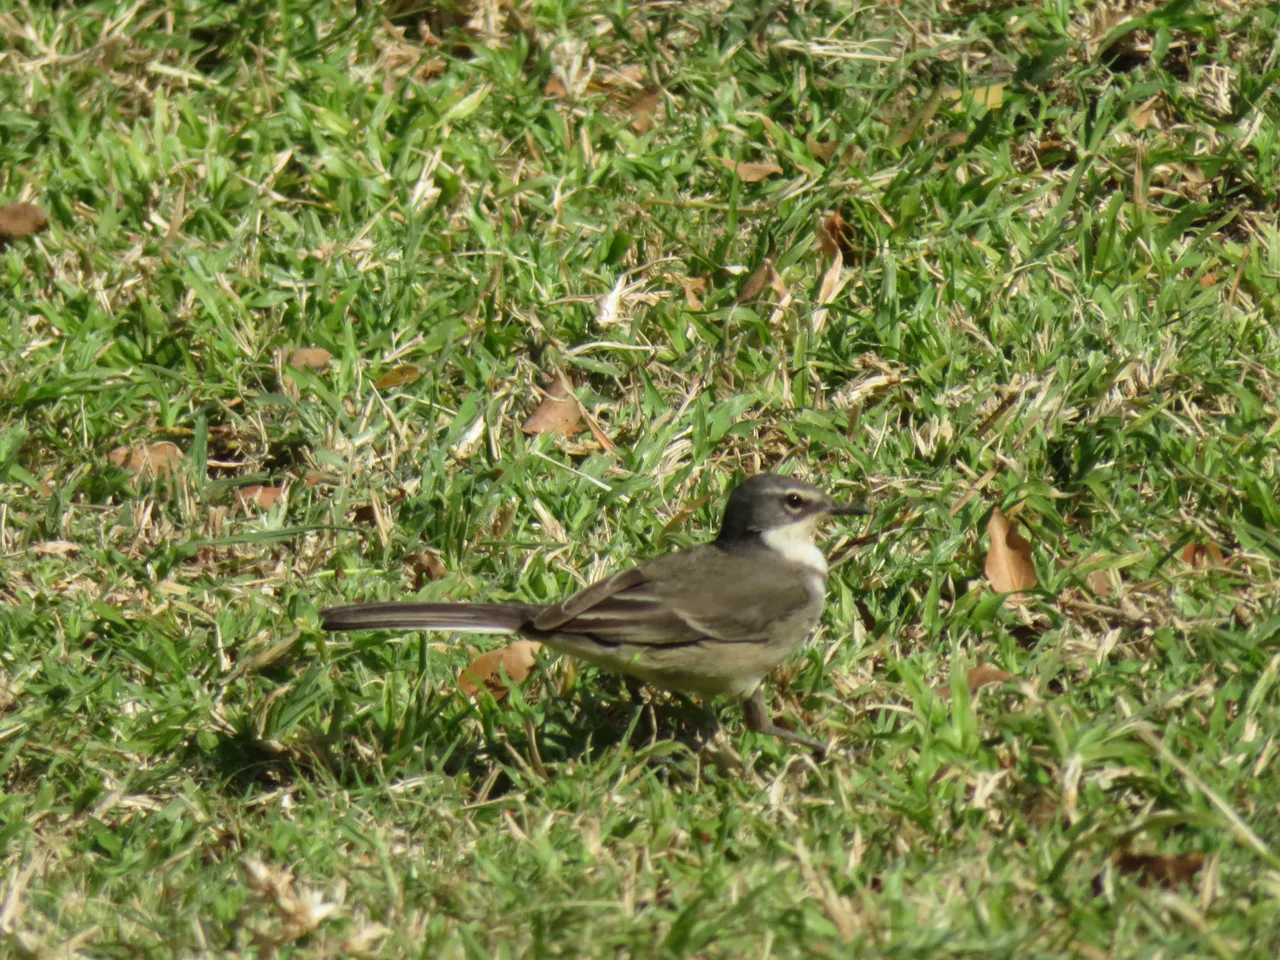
180,680,724,802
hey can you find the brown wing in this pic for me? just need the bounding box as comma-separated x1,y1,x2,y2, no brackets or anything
529,544,817,646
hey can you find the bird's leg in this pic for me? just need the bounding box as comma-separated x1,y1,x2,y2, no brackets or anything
623,676,648,704
743,688,827,758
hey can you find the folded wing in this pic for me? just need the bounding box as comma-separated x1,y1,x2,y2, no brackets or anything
530,544,815,646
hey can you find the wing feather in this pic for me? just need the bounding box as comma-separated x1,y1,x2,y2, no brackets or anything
528,544,817,647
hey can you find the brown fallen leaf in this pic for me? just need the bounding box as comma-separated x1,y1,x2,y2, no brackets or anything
522,374,586,437
406,551,447,591
289,347,332,370
626,87,662,133
1181,541,1226,569
710,157,783,182
736,255,777,305
374,363,421,390
302,469,338,488
1086,567,1119,597
804,133,839,162
0,202,49,244
936,664,1012,697
108,441,184,480
682,276,708,310
985,507,1037,602
1114,852,1205,888
237,485,285,510
968,664,1012,691
816,211,856,261
1130,95,1160,131
458,641,542,700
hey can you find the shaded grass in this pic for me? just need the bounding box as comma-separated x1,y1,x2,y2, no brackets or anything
2,0,1280,955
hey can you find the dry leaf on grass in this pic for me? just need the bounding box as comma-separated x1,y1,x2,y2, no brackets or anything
735,256,778,305
522,374,586,437
936,664,1012,697
943,83,1005,109
406,551,446,590
817,211,856,261
1181,541,1226,569
0,202,49,244
1086,566,1120,597
985,507,1037,602
709,157,783,182
805,133,839,162
303,469,338,487
374,363,421,390
108,441,184,480
237,485,285,510
459,641,542,700
626,87,662,133
682,276,708,309
1113,852,1205,888
1130,95,1160,130
289,347,331,370
967,664,1012,691
31,540,81,556
1081,553,1122,596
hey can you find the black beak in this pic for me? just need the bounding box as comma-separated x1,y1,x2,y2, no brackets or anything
829,502,871,516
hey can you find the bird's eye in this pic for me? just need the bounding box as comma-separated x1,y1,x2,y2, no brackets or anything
785,493,805,510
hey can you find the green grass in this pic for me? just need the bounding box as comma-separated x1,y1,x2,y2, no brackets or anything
3,0,1280,955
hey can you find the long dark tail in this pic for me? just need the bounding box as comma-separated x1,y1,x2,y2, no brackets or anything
320,601,542,634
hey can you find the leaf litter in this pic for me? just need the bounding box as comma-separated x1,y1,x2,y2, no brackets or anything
985,507,1037,603
108,441,184,480
289,347,332,370
709,157,783,182
458,641,542,700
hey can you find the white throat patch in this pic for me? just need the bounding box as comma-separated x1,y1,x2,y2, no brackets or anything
761,518,829,576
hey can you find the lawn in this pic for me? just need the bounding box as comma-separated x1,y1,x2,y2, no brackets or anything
3,0,1280,956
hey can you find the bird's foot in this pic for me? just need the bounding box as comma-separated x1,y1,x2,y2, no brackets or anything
743,689,828,760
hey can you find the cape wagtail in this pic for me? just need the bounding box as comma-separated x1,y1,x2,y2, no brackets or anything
320,473,868,751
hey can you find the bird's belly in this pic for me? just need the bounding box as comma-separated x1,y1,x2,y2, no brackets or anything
540,601,822,700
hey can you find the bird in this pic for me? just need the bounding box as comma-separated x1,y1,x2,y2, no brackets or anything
320,473,867,752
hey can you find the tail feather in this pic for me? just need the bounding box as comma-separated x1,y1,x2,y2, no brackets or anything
320,601,540,634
